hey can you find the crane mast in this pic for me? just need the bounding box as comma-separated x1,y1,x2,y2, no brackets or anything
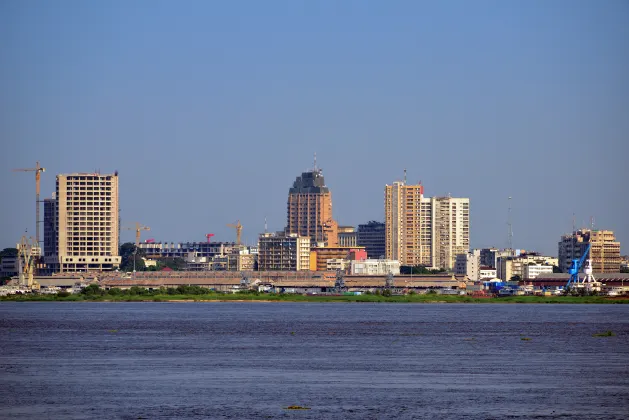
227,220,243,245
13,161,45,246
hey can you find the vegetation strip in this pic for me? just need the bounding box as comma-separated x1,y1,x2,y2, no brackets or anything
1,285,628,304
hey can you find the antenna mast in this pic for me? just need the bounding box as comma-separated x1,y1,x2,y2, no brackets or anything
507,196,513,249
404,168,407,185
313,152,317,172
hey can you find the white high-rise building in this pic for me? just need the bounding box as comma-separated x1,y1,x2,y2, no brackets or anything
385,181,469,270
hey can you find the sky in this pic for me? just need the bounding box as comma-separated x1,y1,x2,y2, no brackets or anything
1,0,628,256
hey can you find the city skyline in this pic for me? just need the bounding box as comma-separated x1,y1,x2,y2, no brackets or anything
1,1,628,256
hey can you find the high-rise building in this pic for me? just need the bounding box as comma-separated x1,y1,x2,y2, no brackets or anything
558,229,621,273
258,232,311,271
357,221,386,259
385,181,469,269
286,168,338,246
44,173,121,272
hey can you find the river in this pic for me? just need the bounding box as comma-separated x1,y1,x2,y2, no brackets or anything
1,302,628,419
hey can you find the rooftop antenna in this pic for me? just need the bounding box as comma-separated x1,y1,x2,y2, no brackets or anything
590,216,595,230
264,217,268,234
507,196,513,249
313,152,317,172
404,168,407,184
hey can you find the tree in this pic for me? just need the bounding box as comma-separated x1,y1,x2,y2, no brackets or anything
510,275,521,281
159,257,186,271
119,242,146,272
552,265,562,273
620,266,629,274
401,265,447,275
0,248,18,258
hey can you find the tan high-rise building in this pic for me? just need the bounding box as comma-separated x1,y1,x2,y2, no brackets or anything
385,181,469,269
286,168,338,246
558,229,621,273
45,172,121,272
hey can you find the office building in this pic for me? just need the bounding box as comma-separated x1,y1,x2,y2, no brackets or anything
357,221,386,259
44,173,121,272
337,226,357,247
286,167,338,246
258,232,311,271
385,181,469,269
558,229,621,273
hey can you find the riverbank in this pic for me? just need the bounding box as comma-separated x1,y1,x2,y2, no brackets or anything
2,293,628,304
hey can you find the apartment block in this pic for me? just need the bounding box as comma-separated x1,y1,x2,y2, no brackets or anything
44,173,121,272
286,168,338,246
385,181,469,269
558,229,621,273
357,221,386,259
258,232,311,271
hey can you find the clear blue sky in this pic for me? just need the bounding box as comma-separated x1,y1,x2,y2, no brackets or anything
1,0,627,256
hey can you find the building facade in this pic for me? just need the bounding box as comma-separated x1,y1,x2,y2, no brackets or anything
286,168,338,246
455,250,481,281
258,232,311,271
357,221,386,259
309,246,366,271
385,181,469,269
479,266,497,279
497,254,558,281
558,229,621,273
350,259,401,275
523,264,554,280
337,226,358,247
44,173,121,272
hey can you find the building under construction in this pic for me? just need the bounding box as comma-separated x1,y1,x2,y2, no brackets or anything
43,172,121,273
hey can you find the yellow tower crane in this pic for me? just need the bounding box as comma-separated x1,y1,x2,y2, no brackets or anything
13,161,45,246
126,222,151,246
227,220,243,245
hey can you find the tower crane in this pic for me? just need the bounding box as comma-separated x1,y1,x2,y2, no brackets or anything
205,233,215,243
13,161,45,246
126,222,150,246
566,243,592,289
227,220,243,245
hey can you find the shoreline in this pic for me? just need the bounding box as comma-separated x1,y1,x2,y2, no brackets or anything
2,294,628,304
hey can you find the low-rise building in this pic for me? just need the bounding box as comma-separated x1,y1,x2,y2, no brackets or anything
350,259,400,275
479,266,497,279
326,259,349,271
523,264,554,280
309,246,366,271
497,253,558,281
